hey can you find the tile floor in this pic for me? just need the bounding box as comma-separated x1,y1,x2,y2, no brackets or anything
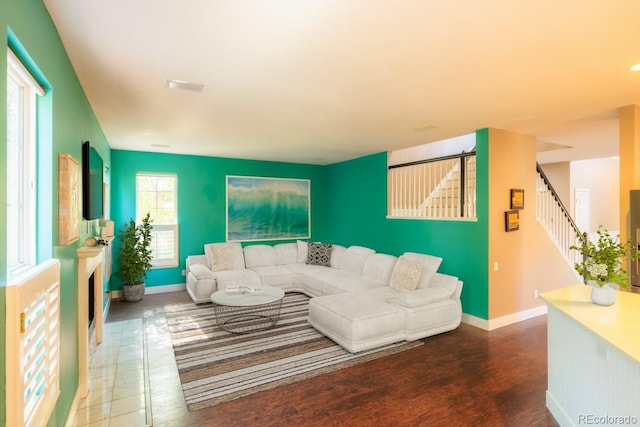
72,292,191,426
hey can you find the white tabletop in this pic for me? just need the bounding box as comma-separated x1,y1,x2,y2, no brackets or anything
210,285,285,307
539,285,640,364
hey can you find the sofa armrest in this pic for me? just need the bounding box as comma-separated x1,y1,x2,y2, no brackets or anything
188,263,215,280
386,285,455,308
429,273,459,294
187,255,208,270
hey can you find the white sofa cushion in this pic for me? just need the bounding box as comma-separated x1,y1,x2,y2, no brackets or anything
330,244,346,268
362,253,398,285
213,269,261,290
204,242,245,271
308,292,405,353
296,240,308,263
274,243,298,265
249,265,294,287
400,252,443,288
243,244,276,268
389,257,423,292
339,246,375,274
385,285,455,308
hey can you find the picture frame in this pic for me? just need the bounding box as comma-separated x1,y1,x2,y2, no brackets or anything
226,175,311,242
505,210,520,232
510,188,524,210
58,153,80,245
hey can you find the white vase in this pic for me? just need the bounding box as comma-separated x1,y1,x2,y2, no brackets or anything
590,283,616,306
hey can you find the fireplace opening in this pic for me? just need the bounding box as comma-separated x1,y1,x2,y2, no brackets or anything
88,272,95,328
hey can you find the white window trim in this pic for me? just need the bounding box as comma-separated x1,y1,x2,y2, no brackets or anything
7,49,42,279
7,49,45,96
136,173,179,269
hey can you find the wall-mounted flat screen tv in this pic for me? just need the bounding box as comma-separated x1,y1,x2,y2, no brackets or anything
82,141,104,220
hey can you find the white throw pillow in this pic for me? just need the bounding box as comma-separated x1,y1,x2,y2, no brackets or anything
400,252,443,288
389,257,423,292
204,242,245,271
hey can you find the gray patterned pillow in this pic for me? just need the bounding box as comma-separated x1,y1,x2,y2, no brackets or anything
307,242,333,266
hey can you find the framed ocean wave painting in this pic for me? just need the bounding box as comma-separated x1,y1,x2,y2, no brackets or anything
226,176,311,242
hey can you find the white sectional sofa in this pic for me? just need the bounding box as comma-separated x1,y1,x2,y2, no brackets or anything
185,241,463,352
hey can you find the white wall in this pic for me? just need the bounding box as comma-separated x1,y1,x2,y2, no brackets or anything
540,162,571,209
570,157,619,233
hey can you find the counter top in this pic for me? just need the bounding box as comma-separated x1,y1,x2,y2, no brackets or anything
539,285,640,363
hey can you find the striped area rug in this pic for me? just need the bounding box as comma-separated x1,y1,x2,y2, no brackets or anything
164,292,422,411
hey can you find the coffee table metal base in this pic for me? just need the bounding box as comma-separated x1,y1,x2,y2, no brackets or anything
212,298,283,334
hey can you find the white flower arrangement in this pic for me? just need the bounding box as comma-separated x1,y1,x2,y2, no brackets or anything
570,226,639,289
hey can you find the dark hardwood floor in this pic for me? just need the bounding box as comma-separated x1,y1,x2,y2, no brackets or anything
107,292,559,427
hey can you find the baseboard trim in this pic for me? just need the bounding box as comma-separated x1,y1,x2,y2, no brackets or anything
546,390,572,427
64,389,81,427
110,283,187,299
145,283,186,294
462,304,548,331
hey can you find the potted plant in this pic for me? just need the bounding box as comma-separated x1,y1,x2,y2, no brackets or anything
570,226,638,305
117,212,153,302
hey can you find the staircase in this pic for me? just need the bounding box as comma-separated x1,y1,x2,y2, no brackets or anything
536,163,584,281
422,156,477,218
388,153,476,219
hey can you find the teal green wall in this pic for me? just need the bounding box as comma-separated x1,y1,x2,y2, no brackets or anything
2,1,112,425
110,143,491,319
110,150,327,290
323,131,489,318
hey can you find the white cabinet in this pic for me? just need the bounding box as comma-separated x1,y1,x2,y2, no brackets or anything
540,286,640,426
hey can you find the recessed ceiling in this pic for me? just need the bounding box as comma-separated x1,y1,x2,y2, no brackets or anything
42,0,640,165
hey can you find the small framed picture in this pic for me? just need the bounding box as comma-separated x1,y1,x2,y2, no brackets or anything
510,189,524,210
505,210,520,232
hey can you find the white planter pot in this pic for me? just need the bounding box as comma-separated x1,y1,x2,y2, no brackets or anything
590,283,616,306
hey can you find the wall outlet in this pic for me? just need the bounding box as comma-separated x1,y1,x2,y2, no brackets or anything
181,269,186,276
534,289,539,298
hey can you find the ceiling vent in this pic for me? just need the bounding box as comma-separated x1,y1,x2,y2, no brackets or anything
166,79,205,93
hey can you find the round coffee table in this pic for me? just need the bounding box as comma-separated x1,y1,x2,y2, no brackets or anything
210,286,285,334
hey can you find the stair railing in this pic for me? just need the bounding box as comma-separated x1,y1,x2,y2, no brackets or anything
536,163,584,278
388,151,476,219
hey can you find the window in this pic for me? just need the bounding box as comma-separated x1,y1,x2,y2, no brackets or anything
136,173,178,268
6,49,43,278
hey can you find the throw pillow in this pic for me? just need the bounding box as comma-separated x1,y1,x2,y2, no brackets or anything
307,242,333,266
210,244,237,272
389,257,423,292
400,252,443,288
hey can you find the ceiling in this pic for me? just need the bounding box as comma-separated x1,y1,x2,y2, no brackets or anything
42,0,640,165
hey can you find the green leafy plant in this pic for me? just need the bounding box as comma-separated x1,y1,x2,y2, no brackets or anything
570,226,639,289
117,212,153,285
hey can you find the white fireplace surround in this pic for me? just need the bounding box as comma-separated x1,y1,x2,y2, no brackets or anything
76,245,105,398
